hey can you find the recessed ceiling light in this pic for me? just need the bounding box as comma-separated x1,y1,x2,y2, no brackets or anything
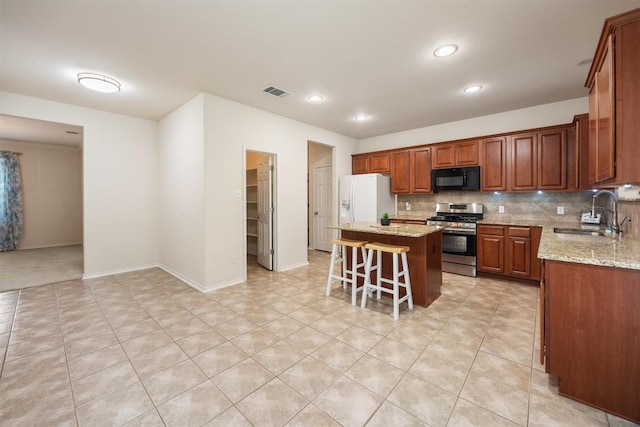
307,94,324,103
433,44,458,57
463,85,483,94
354,114,369,121
77,73,121,93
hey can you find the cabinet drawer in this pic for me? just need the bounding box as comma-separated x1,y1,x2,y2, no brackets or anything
478,225,505,236
508,227,531,237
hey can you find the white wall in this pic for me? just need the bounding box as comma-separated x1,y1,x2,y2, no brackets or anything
158,95,206,286
0,92,159,276
0,139,82,249
358,97,588,152
202,93,357,289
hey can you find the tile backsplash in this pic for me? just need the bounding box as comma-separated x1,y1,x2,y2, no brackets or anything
397,191,640,240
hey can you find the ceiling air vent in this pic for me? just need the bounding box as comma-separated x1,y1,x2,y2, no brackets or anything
263,86,290,98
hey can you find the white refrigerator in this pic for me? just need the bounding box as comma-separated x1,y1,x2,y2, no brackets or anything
339,173,395,225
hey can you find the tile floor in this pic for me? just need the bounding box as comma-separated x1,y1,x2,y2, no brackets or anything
0,251,637,427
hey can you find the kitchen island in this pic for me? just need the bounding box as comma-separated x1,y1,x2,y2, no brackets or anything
330,222,443,307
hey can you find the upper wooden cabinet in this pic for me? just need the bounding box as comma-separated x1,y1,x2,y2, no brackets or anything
391,150,411,193
481,137,507,191
586,9,640,185
351,152,391,174
432,140,479,169
508,133,538,191
390,147,432,194
537,128,567,190
567,114,591,190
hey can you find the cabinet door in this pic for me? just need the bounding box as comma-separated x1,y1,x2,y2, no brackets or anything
477,226,505,274
594,35,616,183
567,115,590,190
410,147,431,193
456,140,479,166
369,152,391,174
391,150,411,193
481,137,507,191
509,133,537,191
538,128,567,190
431,143,456,169
506,227,532,278
352,154,369,174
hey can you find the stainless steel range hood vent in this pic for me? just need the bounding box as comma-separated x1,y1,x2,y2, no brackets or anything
263,86,290,98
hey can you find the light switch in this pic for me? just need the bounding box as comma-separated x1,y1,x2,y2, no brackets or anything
234,190,241,199
557,206,564,215
498,206,505,213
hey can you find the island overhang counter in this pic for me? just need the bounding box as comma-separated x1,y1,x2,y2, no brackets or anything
329,222,443,307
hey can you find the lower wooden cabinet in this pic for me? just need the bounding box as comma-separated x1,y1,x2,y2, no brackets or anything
478,224,541,281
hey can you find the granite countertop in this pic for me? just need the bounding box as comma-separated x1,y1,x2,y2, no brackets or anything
537,226,640,270
330,222,443,238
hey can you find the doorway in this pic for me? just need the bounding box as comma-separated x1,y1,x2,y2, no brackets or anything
0,114,84,291
308,141,334,252
245,150,275,271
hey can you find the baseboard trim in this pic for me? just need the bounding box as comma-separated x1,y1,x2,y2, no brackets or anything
279,261,309,272
158,264,245,293
82,263,158,280
19,242,83,250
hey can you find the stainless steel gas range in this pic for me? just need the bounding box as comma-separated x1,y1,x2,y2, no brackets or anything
426,203,484,277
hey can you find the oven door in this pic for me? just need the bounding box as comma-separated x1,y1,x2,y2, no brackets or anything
442,229,476,257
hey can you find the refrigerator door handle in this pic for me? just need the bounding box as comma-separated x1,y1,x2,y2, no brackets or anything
350,180,355,223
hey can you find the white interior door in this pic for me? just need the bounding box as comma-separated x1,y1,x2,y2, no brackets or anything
313,166,332,252
257,157,273,270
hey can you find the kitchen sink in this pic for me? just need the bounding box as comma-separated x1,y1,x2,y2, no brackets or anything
553,227,605,236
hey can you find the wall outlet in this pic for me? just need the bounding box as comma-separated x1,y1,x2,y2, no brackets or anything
557,206,565,215
405,202,411,211
234,190,241,199
498,205,505,213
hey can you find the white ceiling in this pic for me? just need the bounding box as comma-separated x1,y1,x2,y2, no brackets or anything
1,0,639,140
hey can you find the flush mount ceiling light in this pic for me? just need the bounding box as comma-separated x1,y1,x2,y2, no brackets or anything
433,44,458,57
354,114,369,121
77,73,121,93
307,94,324,103
463,85,483,94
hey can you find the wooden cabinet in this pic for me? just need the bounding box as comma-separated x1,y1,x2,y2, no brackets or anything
586,10,640,185
477,225,505,274
410,147,432,193
543,260,640,423
352,154,369,174
391,150,411,193
537,128,567,190
508,133,537,191
481,137,507,191
478,224,541,281
431,140,479,169
567,114,591,190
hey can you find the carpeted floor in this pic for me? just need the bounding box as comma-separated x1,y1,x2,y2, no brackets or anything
0,245,83,292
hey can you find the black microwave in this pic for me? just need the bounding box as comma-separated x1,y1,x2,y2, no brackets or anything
432,166,480,192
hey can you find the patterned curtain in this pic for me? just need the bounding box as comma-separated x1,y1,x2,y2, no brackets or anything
0,151,24,251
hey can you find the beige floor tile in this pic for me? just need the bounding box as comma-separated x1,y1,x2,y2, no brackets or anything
192,341,248,377
67,344,128,381
162,316,209,341
607,413,640,427
76,381,153,426
309,314,352,337
366,400,428,427
368,337,421,370
408,352,470,395
288,306,326,324
388,374,457,426
72,360,139,407
0,358,70,408
311,338,364,372
212,358,274,402
130,342,188,379
176,328,226,357
8,321,61,345
65,329,119,361
114,318,161,342
528,393,608,427
121,329,174,359
0,383,75,427
142,359,207,405
203,406,252,426
253,340,307,375
448,398,520,426
198,307,239,327
423,336,479,369
5,331,64,361
285,403,341,427
236,378,309,426
470,351,530,392
480,333,533,366
261,316,306,338
313,375,383,426
345,354,405,397
284,326,332,354
386,322,437,350
213,317,257,339
157,380,232,426
123,409,165,426
241,306,283,325
231,328,280,355
335,325,384,352
460,372,529,426
280,356,340,400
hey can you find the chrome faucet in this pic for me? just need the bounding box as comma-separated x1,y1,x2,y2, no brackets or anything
591,190,630,236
